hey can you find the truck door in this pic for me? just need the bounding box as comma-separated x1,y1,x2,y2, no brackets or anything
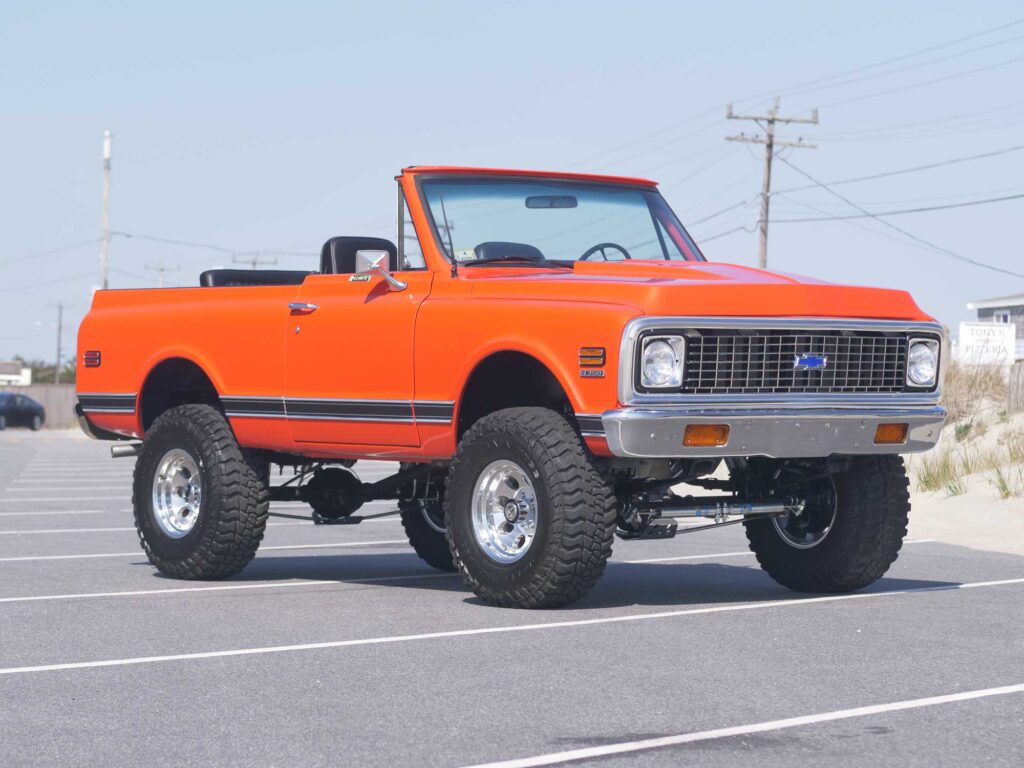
284,268,432,448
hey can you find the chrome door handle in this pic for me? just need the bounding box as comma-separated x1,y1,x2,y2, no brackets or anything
288,302,319,314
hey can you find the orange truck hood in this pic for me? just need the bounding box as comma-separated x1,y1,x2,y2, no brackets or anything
464,260,932,320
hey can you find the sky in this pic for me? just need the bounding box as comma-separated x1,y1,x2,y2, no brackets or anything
2,0,1023,362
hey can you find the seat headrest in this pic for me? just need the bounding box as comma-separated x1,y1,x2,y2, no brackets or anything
199,269,312,288
473,242,545,262
320,237,398,274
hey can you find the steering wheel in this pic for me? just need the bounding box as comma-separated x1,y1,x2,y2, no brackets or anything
579,242,632,261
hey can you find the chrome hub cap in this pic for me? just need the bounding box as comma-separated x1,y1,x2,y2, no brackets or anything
471,460,538,564
151,448,203,538
772,478,837,549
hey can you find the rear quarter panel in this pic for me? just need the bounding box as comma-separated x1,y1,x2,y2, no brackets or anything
77,285,298,448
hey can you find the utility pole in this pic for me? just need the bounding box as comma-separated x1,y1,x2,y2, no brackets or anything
99,130,112,289
231,253,277,270
145,261,180,288
51,302,71,384
726,98,818,269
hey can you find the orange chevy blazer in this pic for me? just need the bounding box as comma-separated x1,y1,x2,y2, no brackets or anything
76,166,946,607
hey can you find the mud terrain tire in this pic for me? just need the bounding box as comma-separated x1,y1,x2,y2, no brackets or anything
445,407,616,608
133,404,269,579
745,455,910,593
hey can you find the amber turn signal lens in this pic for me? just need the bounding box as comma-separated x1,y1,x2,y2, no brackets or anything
874,423,909,445
683,424,730,447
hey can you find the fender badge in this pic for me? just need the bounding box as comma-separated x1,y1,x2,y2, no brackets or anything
580,369,605,378
349,274,371,282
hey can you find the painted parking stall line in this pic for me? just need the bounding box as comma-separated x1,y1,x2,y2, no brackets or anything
0,539,409,562
459,683,1024,768
0,547,793,604
0,570,457,605
1,577,1021,676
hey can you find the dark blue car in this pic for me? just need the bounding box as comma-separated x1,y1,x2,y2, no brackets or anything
0,392,45,431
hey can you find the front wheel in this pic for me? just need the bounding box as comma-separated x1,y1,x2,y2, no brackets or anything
744,455,910,593
445,407,616,608
132,404,270,580
30,415,43,431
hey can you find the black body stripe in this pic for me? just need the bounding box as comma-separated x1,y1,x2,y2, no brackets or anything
78,394,136,413
222,396,455,424
221,397,286,416
575,414,605,436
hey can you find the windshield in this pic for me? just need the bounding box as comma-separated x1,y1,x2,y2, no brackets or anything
419,178,703,265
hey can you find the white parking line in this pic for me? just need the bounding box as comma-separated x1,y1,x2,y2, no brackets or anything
0,570,456,605
0,510,108,518
1,577,1020,676
0,521,313,535
0,539,408,563
460,683,1024,768
0,547,777,605
0,496,127,502
624,539,936,564
4,487,127,492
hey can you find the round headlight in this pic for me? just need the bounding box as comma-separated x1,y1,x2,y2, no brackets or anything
907,341,938,386
641,338,684,388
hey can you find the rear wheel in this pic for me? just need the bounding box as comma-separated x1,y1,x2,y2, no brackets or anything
133,404,269,579
30,415,42,431
0,414,6,430
445,407,616,608
744,455,910,593
399,498,455,571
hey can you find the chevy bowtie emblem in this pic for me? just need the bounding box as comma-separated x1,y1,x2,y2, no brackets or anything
794,353,827,371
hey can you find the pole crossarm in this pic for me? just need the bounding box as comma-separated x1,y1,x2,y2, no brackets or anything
723,98,818,269
726,135,817,149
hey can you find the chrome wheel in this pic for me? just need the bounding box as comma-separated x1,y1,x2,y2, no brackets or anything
151,448,203,538
471,459,538,564
772,477,837,549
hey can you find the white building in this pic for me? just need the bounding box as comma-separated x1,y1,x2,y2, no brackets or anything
966,293,1024,362
0,361,32,386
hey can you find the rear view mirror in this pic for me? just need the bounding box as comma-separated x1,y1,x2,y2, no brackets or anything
525,195,578,209
355,249,390,273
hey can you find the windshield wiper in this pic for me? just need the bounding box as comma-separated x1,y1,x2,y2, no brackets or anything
463,257,573,269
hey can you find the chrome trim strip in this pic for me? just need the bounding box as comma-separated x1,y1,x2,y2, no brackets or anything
618,316,947,406
602,404,946,459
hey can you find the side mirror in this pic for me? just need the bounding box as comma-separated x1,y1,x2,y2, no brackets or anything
355,249,407,292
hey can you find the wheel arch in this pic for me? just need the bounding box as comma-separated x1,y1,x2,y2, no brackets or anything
454,350,579,440
138,356,224,432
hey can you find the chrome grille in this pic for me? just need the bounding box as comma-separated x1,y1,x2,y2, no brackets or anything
680,329,910,394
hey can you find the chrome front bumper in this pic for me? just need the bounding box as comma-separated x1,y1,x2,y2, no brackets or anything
600,405,946,459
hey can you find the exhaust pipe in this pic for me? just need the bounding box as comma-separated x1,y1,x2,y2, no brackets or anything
110,443,141,458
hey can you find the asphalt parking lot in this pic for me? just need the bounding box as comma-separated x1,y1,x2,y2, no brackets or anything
0,431,1021,767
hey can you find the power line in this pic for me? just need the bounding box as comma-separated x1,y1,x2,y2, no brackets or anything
699,225,755,244
814,100,1024,139
0,271,96,295
769,17,1024,101
779,31,1024,101
0,238,97,267
775,156,1024,279
773,191,1024,222
774,143,1024,195
820,54,1024,109
690,200,751,226
569,16,1024,170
